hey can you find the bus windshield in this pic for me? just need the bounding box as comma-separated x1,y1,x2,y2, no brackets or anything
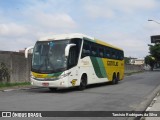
32,40,69,73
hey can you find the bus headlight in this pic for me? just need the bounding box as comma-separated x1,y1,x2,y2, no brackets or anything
58,72,71,79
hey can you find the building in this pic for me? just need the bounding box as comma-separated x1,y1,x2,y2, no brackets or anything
130,58,144,65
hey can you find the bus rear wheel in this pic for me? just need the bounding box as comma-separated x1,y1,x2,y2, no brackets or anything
79,75,87,90
116,73,120,84
112,73,118,85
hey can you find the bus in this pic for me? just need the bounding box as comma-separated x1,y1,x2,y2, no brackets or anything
25,33,124,91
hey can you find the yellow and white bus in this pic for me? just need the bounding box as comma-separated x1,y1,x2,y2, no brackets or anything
25,33,124,91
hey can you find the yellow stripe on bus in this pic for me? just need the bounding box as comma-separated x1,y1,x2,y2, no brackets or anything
95,39,123,50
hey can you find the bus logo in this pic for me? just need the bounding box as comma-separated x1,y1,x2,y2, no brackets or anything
71,79,77,86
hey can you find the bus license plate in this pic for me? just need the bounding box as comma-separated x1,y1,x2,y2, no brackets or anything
42,82,49,87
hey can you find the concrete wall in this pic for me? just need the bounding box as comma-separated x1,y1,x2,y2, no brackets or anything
0,51,144,83
0,51,31,83
125,64,144,73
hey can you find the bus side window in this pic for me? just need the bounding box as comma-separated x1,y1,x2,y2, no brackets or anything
115,50,124,60
68,46,78,68
111,48,116,59
105,47,111,58
120,51,124,60
117,51,121,60
91,44,98,57
114,50,118,60
70,38,82,59
81,41,90,58
99,46,104,58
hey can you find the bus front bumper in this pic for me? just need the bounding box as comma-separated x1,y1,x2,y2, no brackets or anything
30,77,69,88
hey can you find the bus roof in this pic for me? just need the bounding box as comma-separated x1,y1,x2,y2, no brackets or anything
38,33,123,51
39,33,94,41
94,39,123,51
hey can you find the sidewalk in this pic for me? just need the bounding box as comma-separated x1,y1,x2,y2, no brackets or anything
142,91,160,120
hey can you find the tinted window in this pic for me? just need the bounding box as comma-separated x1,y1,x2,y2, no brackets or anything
104,47,111,58
119,51,124,60
81,39,124,60
68,46,77,68
99,46,104,58
68,38,82,68
81,40,91,58
91,44,98,57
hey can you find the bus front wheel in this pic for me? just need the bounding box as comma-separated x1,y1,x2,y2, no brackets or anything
79,74,87,90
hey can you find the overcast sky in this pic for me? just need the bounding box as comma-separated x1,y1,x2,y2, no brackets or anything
0,0,160,58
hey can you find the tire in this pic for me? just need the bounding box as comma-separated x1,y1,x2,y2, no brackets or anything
49,87,57,92
78,75,87,90
116,73,119,84
112,73,118,85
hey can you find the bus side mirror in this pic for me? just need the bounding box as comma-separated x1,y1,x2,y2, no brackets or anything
25,46,34,58
65,44,76,57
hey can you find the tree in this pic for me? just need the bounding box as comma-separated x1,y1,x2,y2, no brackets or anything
0,62,10,82
124,57,130,64
144,55,156,70
149,44,160,61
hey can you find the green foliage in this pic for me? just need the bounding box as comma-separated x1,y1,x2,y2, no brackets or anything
0,82,30,88
149,44,160,61
145,55,156,70
145,43,160,70
0,62,10,82
124,57,130,64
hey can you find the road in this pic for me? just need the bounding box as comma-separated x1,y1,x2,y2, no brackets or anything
0,71,160,120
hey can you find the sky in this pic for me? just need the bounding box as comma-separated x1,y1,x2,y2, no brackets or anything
0,0,160,58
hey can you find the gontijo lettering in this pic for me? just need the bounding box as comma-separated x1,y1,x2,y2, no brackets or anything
107,61,118,66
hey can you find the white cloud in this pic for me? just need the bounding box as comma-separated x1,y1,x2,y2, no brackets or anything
0,0,78,51
0,38,35,51
0,23,28,37
144,21,160,35
84,0,157,18
31,12,77,29
0,23,36,51
110,0,156,12
85,5,115,18
23,1,77,31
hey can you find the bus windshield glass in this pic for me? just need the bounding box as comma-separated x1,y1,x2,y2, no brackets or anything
32,40,69,73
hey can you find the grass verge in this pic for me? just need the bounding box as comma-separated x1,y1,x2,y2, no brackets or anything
0,82,31,89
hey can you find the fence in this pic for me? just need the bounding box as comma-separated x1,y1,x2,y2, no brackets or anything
0,51,144,83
